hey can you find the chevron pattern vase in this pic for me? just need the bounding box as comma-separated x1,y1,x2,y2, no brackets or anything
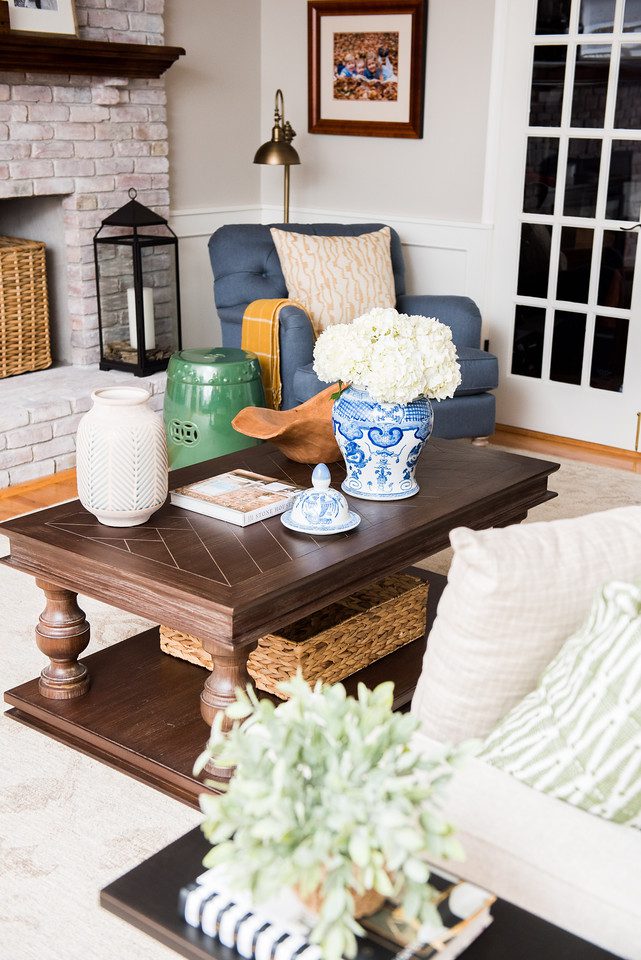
76,386,168,527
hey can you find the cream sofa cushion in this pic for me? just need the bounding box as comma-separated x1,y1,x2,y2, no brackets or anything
270,226,396,335
413,731,641,960
412,505,641,743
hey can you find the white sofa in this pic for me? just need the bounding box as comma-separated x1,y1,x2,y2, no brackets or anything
414,731,641,959
410,506,641,959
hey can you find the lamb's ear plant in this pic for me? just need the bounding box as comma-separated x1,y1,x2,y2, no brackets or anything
194,676,471,960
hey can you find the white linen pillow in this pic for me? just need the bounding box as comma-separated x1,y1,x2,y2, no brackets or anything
411,505,641,743
270,226,396,335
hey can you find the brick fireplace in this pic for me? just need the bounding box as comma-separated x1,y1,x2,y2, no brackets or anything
0,0,174,486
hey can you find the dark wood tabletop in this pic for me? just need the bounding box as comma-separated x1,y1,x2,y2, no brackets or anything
1,439,559,648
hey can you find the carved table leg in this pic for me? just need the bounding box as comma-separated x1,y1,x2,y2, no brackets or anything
200,641,252,781
35,580,90,700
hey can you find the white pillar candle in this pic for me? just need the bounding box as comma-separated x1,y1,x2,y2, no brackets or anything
127,286,156,350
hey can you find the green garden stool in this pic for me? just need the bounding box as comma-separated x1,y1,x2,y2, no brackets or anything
164,347,265,469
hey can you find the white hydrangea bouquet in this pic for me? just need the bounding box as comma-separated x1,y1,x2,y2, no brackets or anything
313,308,461,501
313,307,461,406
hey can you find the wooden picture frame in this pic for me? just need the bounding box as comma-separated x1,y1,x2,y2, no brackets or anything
0,0,10,32
308,0,427,139
8,0,77,36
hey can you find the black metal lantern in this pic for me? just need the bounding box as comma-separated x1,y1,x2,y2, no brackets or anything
94,188,182,376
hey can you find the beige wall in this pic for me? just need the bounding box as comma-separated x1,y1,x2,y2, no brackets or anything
165,0,262,211
165,0,264,345
260,0,496,222
164,0,498,343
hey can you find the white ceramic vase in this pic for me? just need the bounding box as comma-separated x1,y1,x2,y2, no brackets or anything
76,386,168,527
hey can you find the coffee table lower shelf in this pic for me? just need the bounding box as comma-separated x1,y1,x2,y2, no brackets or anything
5,569,445,807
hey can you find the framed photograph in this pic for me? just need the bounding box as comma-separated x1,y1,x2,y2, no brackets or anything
308,0,427,139
8,0,77,36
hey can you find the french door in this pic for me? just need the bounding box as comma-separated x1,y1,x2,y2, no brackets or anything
491,0,641,450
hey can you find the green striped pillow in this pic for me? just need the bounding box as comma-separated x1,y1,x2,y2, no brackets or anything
482,581,641,829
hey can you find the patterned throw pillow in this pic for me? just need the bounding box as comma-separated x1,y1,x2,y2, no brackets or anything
270,227,396,335
483,581,641,829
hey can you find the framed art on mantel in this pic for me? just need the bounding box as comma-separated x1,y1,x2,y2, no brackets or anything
308,0,427,139
8,0,77,35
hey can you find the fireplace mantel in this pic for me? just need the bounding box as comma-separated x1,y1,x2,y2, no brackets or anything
0,34,185,79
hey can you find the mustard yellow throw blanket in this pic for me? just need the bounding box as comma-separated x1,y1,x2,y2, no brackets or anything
241,298,312,410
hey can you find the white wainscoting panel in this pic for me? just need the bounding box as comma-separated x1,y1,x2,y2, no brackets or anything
169,206,262,347
170,204,494,346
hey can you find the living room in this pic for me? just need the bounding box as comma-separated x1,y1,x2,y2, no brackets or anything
1,1,640,959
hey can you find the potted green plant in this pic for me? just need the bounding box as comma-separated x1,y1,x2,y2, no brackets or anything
194,676,469,960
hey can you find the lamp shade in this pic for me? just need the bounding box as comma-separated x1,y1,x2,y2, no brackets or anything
253,139,300,166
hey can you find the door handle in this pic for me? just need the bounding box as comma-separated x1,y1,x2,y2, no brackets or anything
621,223,641,231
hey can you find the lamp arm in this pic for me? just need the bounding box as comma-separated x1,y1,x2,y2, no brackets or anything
275,88,284,124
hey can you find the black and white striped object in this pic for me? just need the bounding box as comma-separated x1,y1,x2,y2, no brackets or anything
179,868,321,960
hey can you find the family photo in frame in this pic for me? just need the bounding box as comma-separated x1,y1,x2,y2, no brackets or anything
308,0,427,138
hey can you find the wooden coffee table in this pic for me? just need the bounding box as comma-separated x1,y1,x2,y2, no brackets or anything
2,440,558,805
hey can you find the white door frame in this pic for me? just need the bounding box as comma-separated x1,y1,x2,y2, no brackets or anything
487,0,641,451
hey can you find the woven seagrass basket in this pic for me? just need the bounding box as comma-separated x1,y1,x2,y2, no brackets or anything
160,574,428,698
0,236,52,378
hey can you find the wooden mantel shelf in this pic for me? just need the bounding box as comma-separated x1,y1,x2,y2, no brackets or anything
0,34,185,79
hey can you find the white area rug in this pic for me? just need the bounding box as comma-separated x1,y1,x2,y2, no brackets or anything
0,449,639,960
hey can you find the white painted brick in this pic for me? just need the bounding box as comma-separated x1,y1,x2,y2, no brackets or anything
29,399,72,422
0,180,33,199
55,452,77,472
6,3,170,372
69,395,92,414
0,434,5,451
6,422,52,449
0,410,29,432
34,178,74,196
53,413,84,438
0,447,32,470
0,470,9,490
33,435,75,461
9,459,54,485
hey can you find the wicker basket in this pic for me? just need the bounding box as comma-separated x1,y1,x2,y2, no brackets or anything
160,574,428,698
0,236,52,378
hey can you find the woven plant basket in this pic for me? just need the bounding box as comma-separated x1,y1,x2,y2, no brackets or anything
0,236,52,378
160,574,428,698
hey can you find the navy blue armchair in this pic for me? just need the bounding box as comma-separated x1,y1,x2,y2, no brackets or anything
209,223,498,439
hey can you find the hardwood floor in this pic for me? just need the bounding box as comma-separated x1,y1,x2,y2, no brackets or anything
0,468,77,522
0,428,638,525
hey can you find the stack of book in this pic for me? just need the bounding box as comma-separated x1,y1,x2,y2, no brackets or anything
179,866,495,960
170,469,302,527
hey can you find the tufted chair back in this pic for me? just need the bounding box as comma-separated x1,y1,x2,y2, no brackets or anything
208,223,406,346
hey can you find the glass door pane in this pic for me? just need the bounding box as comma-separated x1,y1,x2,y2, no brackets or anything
580,0,616,32
564,139,602,215
571,46,610,127
624,0,641,30
614,44,641,126
512,0,641,407
536,0,572,33
530,45,568,125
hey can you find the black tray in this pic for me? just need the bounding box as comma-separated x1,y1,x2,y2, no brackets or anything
101,826,622,960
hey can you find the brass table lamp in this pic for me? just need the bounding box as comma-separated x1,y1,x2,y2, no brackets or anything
254,89,300,223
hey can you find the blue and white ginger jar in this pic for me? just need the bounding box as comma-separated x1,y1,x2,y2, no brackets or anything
282,463,360,534
333,386,433,500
